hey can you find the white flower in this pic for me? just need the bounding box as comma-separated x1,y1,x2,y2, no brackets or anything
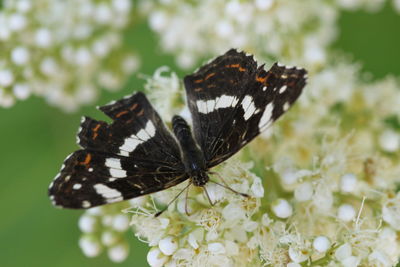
340,173,357,193
288,246,309,263
147,247,168,267
11,47,30,65
335,243,352,261
272,199,293,218
108,244,129,262
79,236,102,257
79,215,97,233
338,204,356,222
112,214,130,232
294,182,313,201
208,242,226,254
35,28,52,47
159,236,178,256
379,130,400,152
12,83,30,100
0,70,14,87
101,231,117,246
382,194,400,230
313,236,331,253
368,250,391,266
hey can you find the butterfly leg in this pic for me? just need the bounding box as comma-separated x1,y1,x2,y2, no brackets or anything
202,186,215,206
185,183,191,216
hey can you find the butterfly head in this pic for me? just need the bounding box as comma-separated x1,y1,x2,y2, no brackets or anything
190,170,209,187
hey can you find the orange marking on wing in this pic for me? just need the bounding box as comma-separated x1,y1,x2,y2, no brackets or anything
207,84,216,88
116,110,128,118
93,124,101,132
80,153,92,166
205,73,215,80
130,103,138,111
194,87,203,92
194,79,203,83
137,109,144,116
256,76,267,83
92,124,101,140
226,64,246,72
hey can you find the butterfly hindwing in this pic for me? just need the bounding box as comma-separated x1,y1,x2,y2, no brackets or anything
49,92,188,209
184,49,307,167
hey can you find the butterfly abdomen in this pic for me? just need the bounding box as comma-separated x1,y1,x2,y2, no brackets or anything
172,115,208,186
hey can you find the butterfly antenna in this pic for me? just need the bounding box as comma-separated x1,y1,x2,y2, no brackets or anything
209,172,250,198
154,182,191,217
202,186,215,206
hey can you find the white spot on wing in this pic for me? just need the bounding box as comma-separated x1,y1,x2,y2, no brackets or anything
119,120,156,155
258,103,274,131
145,120,156,137
241,95,257,121
105,158,122,169
215,95,239,109
119,137,142,153
196,100,207,113
283,102,290,111
196,95,239,114
137,120,156,140
73,183,82,190
206,99,216,112
82,200,91,208
94,184,123,202
279,85,287,94
106,158,126,178
110,168,127,178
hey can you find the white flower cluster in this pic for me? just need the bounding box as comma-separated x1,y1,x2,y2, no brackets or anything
141,0,393,70
77,58,400,265
142,66,182,122
78,204,131,263
0,0,138,111
130,159,265,267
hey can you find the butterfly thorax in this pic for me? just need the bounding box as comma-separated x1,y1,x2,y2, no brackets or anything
172,115,209,186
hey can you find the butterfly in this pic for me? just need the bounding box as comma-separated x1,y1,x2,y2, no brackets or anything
48,49,307,209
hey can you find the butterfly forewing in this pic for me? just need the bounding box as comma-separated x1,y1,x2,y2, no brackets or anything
49,92,187,209
184,49,307,168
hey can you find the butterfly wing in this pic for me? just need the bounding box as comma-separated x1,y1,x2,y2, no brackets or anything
49,92,187,209
184,49,307,168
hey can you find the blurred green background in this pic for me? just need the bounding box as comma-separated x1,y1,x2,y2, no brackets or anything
0,4,399,267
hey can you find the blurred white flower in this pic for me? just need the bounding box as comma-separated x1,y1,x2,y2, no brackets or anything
0,0,138,111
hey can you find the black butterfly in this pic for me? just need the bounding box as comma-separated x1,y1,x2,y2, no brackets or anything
48,49,307,209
